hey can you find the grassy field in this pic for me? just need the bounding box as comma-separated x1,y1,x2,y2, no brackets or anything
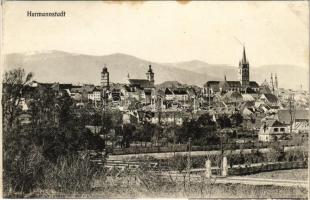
241,169,308,180
26,170,308,199
32,182,307,198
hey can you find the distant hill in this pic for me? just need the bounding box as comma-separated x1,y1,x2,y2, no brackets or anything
4,51,215,87
155,81,184,90
4,51,308,90
165,60,238,81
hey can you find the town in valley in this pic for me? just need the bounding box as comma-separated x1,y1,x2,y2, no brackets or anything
2,1,309,198
3,46,308,198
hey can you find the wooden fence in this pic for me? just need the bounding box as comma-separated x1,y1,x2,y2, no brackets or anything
111,140,304,155
227,161,307,176
186,161,307,176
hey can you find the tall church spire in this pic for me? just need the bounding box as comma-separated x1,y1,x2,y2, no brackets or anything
270,73,274,92
238,45,250,89
242,46,247,63
275,73,278,89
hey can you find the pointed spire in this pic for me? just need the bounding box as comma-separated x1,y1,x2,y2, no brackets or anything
148,64,153,73
275,73,278,89
127,73,130,79
224,75,227,82
270,73,274,92
242,45,247,63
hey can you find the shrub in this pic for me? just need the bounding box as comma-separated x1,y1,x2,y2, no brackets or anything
3,142,47,196
41,154,98,195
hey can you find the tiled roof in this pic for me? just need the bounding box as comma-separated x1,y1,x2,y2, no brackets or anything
242,94,255,102
129,79,152,88
173,88,188,95
81,85,95,93
204,81,220,88
144,88,153,95
225,81,242,87
249,81,259,87
262,119,287,127
260,85,272,94
224,91,243,99
165,88,173,95
262,93,278,103
278,109,309,124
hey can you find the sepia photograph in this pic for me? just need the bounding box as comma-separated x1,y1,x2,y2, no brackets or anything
1,1,309,198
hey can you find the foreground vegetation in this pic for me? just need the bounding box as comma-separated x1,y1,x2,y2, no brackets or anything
11,177,308,198
89,183,307,199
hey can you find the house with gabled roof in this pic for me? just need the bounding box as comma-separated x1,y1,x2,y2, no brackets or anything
88,86,101,102
277,109,309,133
258,119,289,141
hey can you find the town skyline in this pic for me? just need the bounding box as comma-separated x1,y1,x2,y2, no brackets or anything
5,49,309,90
2,1,309,198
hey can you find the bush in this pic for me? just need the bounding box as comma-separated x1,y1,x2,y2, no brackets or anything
3,142,47,196
42,154,98,195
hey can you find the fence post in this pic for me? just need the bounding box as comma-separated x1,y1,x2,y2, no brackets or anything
205,159,212,178
222,156,228,177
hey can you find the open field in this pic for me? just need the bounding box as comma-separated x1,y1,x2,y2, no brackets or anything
29,182,307,198
241,169,308,181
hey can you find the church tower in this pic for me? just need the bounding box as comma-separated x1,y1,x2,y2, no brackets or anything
146,64,155,86
101,64,110,90
270,73,274,92
238,46,250,89
275,73,278,89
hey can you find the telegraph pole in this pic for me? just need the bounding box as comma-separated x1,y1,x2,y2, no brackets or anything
187,137,192,183
289,93,295,135
173,112,176,157
102,88,107,148
208,88,211,107
220,129,223,173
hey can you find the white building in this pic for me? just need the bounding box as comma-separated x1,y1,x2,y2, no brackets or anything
258,119,288,142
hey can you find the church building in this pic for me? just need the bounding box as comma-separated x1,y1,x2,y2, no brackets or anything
122,64,156,106
204,47,260,97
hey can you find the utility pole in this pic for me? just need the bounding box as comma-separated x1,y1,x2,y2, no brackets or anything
173,112,176,157
208,88,211,107
220,129,223,173
252,127,255,148
289,93,295,135
102,89,106,148
187,137,192,183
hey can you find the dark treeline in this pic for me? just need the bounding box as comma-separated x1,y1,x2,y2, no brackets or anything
2,68,107,196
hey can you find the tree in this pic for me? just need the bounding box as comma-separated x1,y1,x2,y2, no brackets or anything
122,124,136,148
218,114,232,128
230,112,243,127
2,68,33,132
176,113,218,145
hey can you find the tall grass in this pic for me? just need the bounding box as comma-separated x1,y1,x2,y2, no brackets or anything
37,154,99,197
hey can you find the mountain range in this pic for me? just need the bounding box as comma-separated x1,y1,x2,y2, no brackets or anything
4,50,308,90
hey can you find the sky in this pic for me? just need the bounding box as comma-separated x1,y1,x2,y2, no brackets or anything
2,1,309,68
